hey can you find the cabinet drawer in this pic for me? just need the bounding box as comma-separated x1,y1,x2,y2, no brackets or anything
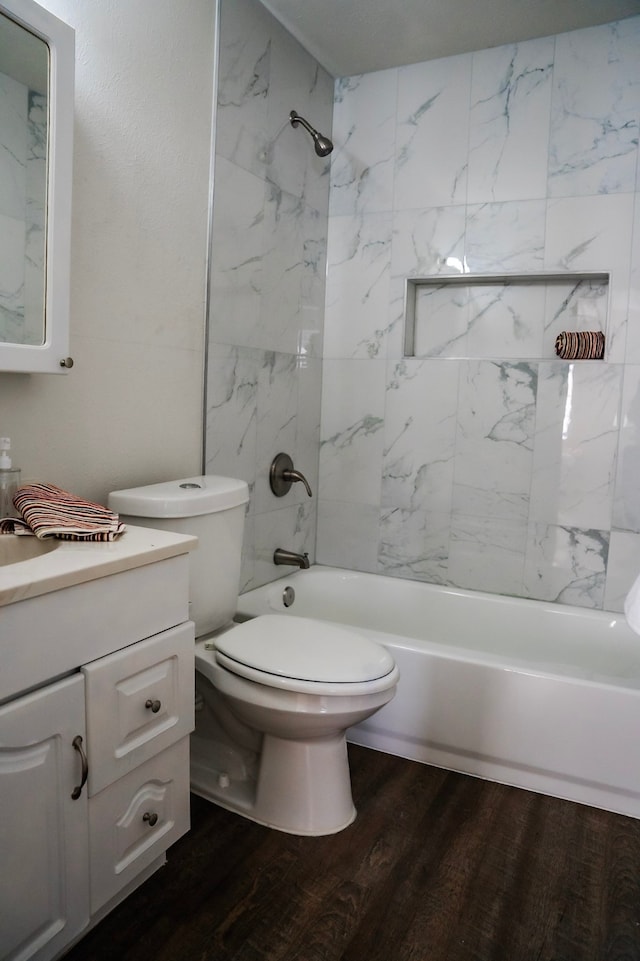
89,737,190,914
83,622,195,794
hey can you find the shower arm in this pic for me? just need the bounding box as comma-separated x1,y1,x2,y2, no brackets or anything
289,111,315,137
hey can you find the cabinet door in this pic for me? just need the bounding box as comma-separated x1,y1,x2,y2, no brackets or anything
0,674,89,961
89,737,190,914
83,622,194,794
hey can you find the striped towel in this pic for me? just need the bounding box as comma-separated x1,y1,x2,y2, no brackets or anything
0,517,32,535
554,330,605,360
12,483,126,541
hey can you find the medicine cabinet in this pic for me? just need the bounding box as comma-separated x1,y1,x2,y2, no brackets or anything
0,0,74,373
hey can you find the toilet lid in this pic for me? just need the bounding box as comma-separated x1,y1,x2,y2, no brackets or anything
216,615,395,684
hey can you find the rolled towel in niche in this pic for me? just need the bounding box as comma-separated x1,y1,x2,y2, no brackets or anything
555,331,605,360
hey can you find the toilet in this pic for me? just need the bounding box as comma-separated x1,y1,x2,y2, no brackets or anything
108,476,399,836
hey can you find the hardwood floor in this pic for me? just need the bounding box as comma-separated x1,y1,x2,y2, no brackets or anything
65,745,640,961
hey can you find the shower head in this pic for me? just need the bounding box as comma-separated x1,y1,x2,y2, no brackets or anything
289,110,333,157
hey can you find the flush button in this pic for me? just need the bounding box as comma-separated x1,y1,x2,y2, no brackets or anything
179,483,202,489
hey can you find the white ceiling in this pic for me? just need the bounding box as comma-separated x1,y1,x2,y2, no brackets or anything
259,0,640,77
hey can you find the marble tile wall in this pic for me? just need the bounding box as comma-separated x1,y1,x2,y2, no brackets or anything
0,73,46,345
205,0,333,589
319,16,640,611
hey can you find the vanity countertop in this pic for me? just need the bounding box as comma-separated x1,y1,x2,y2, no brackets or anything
0,525,197,607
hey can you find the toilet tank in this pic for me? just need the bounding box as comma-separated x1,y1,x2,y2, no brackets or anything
108,476,249,637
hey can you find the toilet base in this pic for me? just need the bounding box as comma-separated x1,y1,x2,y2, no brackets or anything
190,730,357,836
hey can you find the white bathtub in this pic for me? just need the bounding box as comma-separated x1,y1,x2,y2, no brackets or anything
237,565,640,819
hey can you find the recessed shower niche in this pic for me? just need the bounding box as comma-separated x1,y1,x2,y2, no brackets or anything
403,273,610,360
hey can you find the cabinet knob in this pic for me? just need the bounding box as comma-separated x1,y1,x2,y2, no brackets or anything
145,698,161,713
143,811,158,827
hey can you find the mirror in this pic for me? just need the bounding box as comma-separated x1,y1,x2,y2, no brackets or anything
0,0,74,373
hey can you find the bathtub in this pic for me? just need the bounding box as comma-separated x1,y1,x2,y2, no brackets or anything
236,565,640,819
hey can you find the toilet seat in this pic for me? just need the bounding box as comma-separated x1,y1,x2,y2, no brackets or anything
206,615,398,696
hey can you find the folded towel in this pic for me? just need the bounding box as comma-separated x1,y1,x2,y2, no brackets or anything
555,331,605,360
0,517,32,535
12,483,126,541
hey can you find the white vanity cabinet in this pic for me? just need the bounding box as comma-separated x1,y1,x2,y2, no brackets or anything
0,528,197,961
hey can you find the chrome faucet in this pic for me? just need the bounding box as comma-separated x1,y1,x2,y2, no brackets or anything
273,548,310,569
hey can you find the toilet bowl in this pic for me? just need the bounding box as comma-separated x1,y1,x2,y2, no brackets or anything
191,614,399,835
108,476,399,836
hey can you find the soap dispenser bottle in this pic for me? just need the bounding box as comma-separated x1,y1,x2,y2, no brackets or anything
0,438,21,518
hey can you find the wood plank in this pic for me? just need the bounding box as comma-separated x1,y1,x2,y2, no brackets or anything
64,746,640,961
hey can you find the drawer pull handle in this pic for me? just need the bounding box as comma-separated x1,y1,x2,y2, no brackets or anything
143,811,159,827
71,735,88,800
145,698,161,713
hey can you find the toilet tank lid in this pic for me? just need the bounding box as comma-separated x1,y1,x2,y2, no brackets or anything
108,476,249,517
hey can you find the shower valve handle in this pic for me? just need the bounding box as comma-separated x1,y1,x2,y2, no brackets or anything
282,468,312,497
270,453,312,498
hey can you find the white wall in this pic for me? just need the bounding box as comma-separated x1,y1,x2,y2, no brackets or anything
0,0,215,502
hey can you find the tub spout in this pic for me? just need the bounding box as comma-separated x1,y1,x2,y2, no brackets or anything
273,548,310,569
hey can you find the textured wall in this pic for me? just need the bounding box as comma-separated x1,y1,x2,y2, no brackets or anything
0,0,215,502
319,18,640,611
